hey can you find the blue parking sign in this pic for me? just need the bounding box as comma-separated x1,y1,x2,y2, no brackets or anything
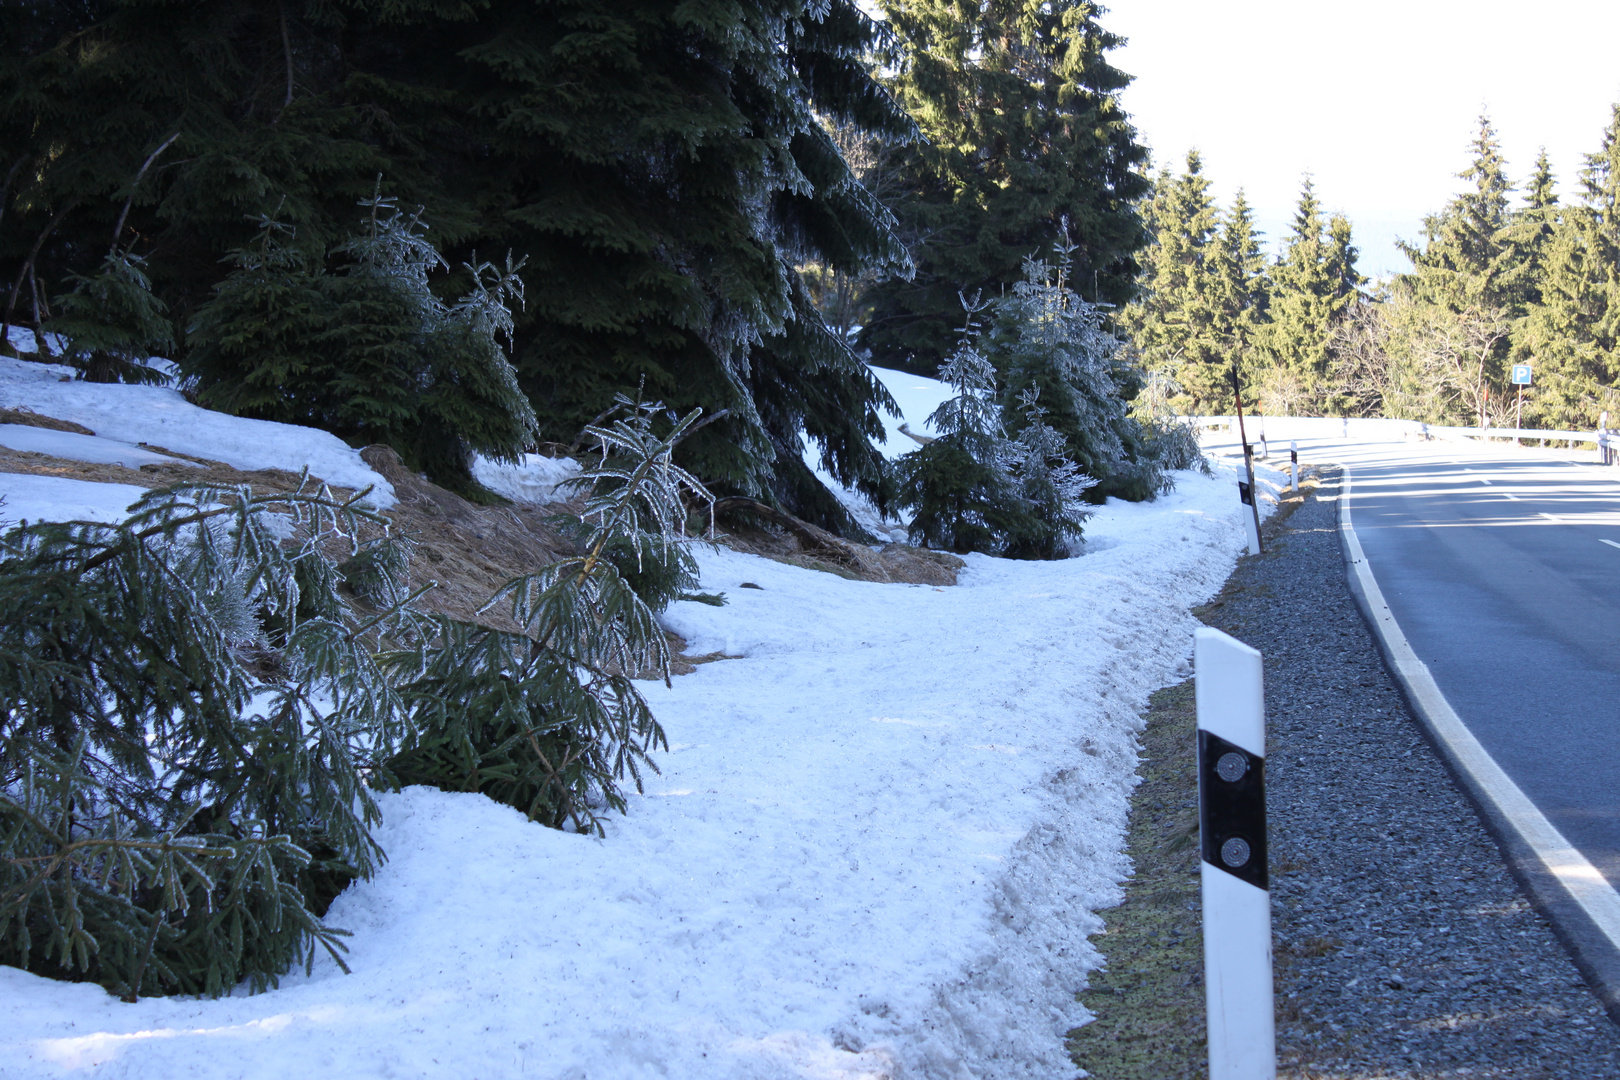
1512,364,1533,385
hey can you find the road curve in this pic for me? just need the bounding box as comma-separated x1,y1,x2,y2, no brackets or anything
1325,438,1620,1019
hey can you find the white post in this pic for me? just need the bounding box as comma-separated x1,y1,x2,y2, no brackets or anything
1196,627,1274,1080
1288,441,1298,494
1238,481,1261,556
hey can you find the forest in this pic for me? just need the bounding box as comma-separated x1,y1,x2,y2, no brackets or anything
1130,114,1620,433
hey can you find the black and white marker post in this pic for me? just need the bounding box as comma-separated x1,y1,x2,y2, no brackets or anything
1229,365,1263,556
1288,441,1298,494
1196,626,1275,1080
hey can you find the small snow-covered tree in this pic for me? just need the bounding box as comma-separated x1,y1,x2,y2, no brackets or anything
186,191,537,496
384,395,711,833
895,296,1039,554
993,244,1175,502
0,478,418,1000
1004,388,1095,559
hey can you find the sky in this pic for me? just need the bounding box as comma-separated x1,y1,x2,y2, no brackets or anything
1105,0,1620,280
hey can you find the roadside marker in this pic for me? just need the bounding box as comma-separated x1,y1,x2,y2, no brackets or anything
1196,627,1275,1080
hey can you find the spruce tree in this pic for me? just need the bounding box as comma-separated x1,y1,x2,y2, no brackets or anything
1391,117,1523,425
1122,152,1227,412
859,0,1150,375
1498,149,1560,317
1400,116,1515,313
1516,105,1620,428
993,246,1168,501
44,251,174,383
1208,190,1270,402
1254,178,1360,413
185,199,538,495
2,0,913,534
894,298,1034,553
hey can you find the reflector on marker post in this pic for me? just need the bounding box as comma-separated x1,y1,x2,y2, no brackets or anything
1196,627,1274,1080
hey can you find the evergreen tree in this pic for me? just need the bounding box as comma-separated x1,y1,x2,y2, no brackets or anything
1400,116,1515,313
1122,151,1226,412
1003,388,1095,558
0,479,415,1000
185,199,538,495
894,297,1035,553
1208,190,1270,400
1498,149,1560,316
858,0,1150,375
993,247,1168,501
1517,105,1620,428
45,251,174,384
1255,178,1360,413
1,0,912,534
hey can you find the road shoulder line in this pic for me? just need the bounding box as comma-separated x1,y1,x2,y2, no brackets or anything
1336,463,1620,1023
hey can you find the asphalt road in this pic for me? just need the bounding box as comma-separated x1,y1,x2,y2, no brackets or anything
1332,440,1620,887
1217,431,1620,1012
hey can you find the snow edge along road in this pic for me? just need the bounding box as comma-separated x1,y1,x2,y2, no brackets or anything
1334,463,1620,1024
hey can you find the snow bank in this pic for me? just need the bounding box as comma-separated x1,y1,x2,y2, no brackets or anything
1,456,1276,1080
0,474,150,527
0,356,394,506
471,452,582,504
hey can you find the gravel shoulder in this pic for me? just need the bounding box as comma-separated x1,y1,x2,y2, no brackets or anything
1069,464,1620,1079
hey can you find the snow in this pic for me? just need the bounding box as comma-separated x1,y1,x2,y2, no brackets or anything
0,474,149,528
0,345,1289,1077
0,353,394,507
0,423,198,470
471,452,583,504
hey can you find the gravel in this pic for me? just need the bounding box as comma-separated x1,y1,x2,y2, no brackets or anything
1220,464,1620,1078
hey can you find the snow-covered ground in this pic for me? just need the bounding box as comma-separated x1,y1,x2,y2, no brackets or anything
0,354,1282,1079
0,333,393,505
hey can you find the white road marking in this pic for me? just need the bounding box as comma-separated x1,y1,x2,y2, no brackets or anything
1476,478,1493,485
1504,492,1520,500
1601,539,1620,551
1540,512,1564,523
1340,467,1620,956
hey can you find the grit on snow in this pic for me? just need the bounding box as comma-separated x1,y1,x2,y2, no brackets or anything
0,344,1279,1079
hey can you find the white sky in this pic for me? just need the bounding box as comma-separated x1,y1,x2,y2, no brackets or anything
1106,0,1620,279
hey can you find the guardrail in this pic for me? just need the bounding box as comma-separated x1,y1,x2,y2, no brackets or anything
1192,415,1619,463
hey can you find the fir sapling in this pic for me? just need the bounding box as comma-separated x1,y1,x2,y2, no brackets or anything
186,189,537,495
0,478,422,1000
894,294,1038,555
1004,387,1095,559
45,251,174,384
384,395,712,834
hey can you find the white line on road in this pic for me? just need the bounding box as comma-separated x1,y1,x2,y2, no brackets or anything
1340,468,1620,955
1540,512,1564,523
1601,539,1620,551
1504,492,1520,500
